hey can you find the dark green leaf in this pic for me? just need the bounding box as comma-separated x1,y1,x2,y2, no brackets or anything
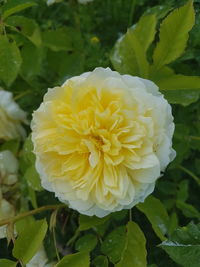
101,226,126,264
93,255,108,267
0,35,21,86
137,196,169,240
75,234,98,252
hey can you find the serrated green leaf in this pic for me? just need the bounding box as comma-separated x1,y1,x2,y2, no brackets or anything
93,255,108,267
111,14,156,78
13,219,48,264
6,16,42,47
78,214,109,231
137,195,169,241
101,226,126,264
156,74,200,105
2,0,37,19
0,36,22,86
116,221,147,267
160,222,200,266
75,234,98,252
56,251,90,267
0,259,17,267
152,0,195,72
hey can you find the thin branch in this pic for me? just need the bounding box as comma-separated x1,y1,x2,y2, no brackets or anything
0,204,66,227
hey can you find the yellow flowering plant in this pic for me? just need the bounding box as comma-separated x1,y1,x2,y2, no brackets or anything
0,0,200,266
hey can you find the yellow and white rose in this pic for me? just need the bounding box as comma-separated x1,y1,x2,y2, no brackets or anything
32,67,175,217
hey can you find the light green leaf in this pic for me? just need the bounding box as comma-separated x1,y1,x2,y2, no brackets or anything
137,196,169,241
24,165,42,191
56,251,90,267
116,221,147,267
23,135,35,164
101,226,126,264
2,0,37,19
0,260,17,267
75,234,98,252
78,214,109,231
6,16,42,47
156,74,200,106
93,255,108,267
13,219,48,264
0,35,22,86
111,14,156,78
152,0,195,72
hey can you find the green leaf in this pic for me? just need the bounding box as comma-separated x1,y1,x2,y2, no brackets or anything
116,221,147,267
159,222,200,267
23,135,35,164
93,255,108,267
78,214,109,231
42,28,73,52
0,259,17,267
176,201,200,219
56,251,90,267
20,43,44,80
75,234,98,252
137,196,169,241
0,139,20,154
0,35,22,86
111,14,156,78
24,165,42,191
13,219,48,264
101,226,126,264
6,16,42,47
2,0,37,19
152,0,195,72
156,74,200,106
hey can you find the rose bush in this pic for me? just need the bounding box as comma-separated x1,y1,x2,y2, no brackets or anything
31,67,175,217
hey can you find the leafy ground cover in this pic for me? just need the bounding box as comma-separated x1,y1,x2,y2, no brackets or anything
0,0,200,266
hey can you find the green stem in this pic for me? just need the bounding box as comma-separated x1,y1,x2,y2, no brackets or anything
178,165,200,186
190,135,200,141
0,204,66,226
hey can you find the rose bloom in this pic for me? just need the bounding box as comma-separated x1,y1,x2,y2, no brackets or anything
32,68,175,217
0,89,27,140
0,150,18,238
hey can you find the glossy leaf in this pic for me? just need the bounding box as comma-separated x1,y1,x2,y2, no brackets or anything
24,165,43,191
93,255,108,267
116,221,147,267
137,196,169,240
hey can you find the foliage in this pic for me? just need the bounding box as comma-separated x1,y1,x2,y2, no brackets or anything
0,0,200,266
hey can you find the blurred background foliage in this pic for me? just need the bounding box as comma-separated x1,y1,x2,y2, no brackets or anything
0,0,200,266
